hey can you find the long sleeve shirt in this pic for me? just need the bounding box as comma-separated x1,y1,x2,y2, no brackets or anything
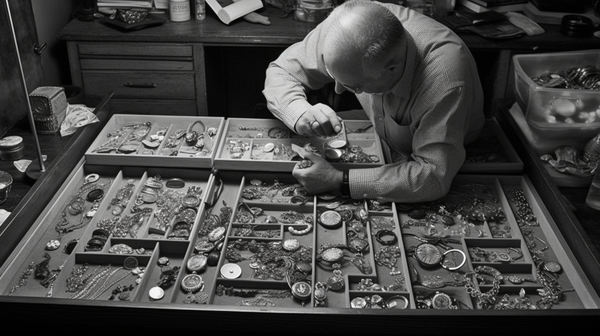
263,3,485,203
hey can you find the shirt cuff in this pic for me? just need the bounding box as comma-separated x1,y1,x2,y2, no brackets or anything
349,168,381,201
280,99,313,133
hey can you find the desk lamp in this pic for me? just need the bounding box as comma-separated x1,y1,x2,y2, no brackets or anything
5,0,46,180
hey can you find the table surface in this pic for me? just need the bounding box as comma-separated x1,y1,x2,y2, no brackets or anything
59,6,600,51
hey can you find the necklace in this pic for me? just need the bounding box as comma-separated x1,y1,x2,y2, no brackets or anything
47,176,111,251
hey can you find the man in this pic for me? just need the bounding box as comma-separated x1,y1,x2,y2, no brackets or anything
262,0,484,203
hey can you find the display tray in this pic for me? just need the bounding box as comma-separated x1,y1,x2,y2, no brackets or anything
214,118,385,172
84,114,225,169
460,118,523,174
1,160,597,312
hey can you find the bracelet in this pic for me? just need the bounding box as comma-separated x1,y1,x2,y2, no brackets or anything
340,169,350,197
374,229,398,246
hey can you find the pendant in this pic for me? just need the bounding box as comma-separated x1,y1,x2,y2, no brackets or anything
45,239,61,251
327,264,345,292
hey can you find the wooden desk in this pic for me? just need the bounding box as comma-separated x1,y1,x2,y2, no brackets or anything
58,7,600,118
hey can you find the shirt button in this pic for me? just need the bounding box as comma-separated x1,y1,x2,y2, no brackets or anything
363,194,368,198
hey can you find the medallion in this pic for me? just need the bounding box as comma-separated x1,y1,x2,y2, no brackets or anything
187,254,208,273
414,243,442,268
181,274,204,293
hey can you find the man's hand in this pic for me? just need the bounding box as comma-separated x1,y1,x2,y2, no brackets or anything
292,151,343,195
295,103,342,137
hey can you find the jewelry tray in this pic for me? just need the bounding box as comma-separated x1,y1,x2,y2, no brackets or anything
214,118,385,172
84,114,226,169
0,159,597,311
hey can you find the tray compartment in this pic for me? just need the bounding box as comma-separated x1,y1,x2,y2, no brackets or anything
85,114,225,168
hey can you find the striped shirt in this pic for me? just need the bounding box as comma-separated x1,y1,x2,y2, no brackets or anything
263,3,485,203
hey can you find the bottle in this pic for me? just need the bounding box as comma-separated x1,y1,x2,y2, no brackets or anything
169,0,191,22
195,0,206,21
586,166,600,210
582,132,600,164
584,132,600,210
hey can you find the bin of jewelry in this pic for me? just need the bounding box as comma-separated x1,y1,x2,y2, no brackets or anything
85,114,225,168
214,118,385,172
513,50,600,142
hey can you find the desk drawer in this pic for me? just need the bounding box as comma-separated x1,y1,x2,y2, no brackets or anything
80,59,193,71
83,71,195,99
78,43,193,57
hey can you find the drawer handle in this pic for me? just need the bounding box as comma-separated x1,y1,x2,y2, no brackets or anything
124,82,156,88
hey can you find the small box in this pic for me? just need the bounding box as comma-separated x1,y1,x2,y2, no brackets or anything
513,50,600,141
29,86,68,134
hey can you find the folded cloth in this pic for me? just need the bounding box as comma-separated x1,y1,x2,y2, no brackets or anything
505,11,545,36
60,104,99,137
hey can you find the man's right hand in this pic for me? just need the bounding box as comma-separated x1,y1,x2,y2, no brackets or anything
295,103,342,137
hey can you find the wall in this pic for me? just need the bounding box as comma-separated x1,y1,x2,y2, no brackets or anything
31,0,78,86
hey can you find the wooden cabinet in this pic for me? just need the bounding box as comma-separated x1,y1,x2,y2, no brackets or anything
67,41,206,115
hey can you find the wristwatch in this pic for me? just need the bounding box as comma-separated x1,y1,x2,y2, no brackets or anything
340,169,350,197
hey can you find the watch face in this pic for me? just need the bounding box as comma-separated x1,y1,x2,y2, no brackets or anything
319,210,342,228
543,260,562,273
431,292,452,309
181,274,204,293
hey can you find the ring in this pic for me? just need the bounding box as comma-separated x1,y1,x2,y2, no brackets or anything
441,249,466,271
385,295,409,309
310,120,319,128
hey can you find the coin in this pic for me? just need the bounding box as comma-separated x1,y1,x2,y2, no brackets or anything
123,256,139,270
149,286,165,300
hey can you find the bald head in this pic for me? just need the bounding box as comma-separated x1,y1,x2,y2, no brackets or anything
324,0,405,76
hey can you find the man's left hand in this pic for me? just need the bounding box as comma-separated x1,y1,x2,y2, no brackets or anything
292,151,343,195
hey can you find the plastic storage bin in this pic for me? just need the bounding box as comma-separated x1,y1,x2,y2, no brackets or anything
513,50,600,143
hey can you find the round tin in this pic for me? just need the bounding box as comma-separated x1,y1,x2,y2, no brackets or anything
220,263,242,279
0,136,25,161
